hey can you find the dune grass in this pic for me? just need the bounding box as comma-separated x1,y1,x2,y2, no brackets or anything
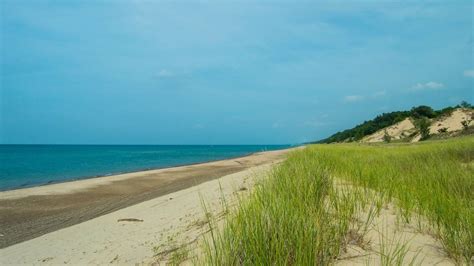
202,136,473,264
202,153,359,265
318,137,473,262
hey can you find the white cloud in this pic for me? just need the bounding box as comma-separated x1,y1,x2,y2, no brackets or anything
157,69,173,78
463,69,474,77
343,95,364,103
373,90,386,97
411,81,444,91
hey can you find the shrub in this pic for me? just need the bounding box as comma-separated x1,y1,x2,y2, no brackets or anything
383,130,391,143
459,101,472,109
415,118,431,141
438,127,448,133
411,105,436,119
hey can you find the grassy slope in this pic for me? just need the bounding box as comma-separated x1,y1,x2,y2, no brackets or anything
203,136,473,264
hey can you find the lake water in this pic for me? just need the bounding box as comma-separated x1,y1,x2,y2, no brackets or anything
0,145,290,191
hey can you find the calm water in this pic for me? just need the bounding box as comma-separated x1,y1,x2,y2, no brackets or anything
0,145,290,191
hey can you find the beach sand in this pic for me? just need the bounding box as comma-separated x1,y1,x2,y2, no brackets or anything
0,148,293,250
0,159,278,265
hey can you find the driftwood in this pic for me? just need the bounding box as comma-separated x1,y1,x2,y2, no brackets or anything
117,218,143,222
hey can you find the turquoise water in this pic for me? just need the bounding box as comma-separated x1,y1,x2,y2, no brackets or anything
0,145,290,191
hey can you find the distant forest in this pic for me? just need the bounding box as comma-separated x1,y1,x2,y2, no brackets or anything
316,101,473,144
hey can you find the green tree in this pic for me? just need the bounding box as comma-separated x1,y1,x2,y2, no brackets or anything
383,130,391,143
460,101,472,109
411,106,436,119
415,118,431,141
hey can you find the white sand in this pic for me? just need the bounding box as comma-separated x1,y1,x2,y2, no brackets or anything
336,204,454,265
334,180,455,265
362,118,416,143
429,108,473,134
0,163,274,265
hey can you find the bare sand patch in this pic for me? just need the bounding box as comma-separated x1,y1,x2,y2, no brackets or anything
362,118,416,143
429,108,473,134
336,203,454,265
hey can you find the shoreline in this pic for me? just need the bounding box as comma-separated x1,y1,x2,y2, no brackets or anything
0,150,267,193
1,145,296,192
0,147,297,248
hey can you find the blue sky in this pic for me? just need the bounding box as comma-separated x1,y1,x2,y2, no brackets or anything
1,0,473,144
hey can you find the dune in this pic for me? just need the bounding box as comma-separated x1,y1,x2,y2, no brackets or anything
361,118,416,143
362,108,473,143
429,108,473,134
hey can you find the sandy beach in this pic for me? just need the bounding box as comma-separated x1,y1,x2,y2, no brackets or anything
0,159,280,264
0,148,293,250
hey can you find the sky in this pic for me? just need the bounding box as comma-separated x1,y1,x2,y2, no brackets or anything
1,0,473,145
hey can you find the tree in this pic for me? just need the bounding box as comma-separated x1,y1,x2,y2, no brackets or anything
383,130,391,143
436,107,455,117
415,118,431,141
460,101,472,109
411,106,436,119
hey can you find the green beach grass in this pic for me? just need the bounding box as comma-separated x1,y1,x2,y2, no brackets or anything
201,136,473,264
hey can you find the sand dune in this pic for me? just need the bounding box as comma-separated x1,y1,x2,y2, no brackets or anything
429,108,473,134
362,108,473,143
362,118,416,143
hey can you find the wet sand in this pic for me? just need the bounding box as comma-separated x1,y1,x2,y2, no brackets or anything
0,148,293,248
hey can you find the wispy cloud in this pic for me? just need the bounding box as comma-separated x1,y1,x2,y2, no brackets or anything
410,81,444,91
157,69,174,78
463,69,474,77
343,95,364,103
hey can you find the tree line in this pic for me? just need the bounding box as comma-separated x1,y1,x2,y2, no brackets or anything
316,101,472,144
